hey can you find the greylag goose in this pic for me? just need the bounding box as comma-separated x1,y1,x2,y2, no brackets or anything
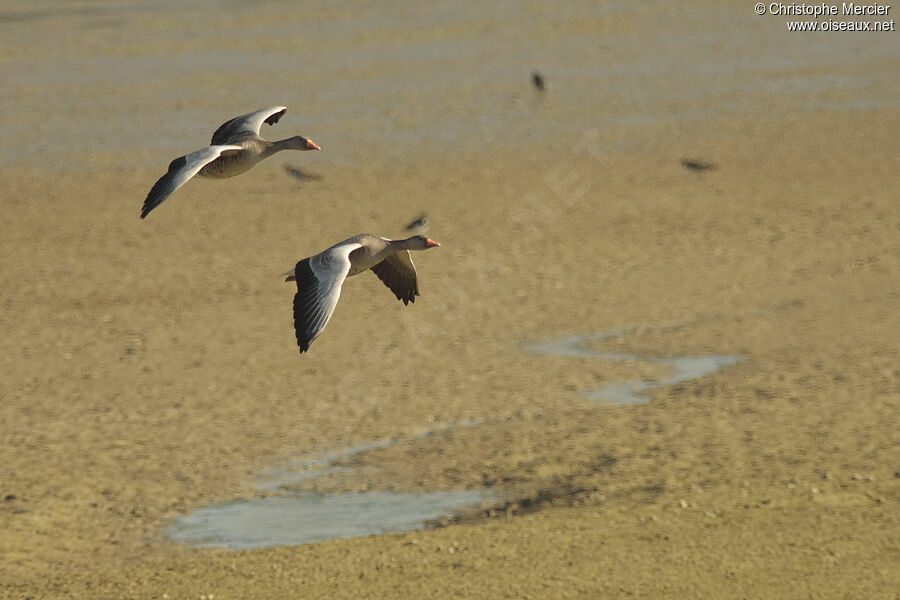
283,234,440,353
141,106,320,218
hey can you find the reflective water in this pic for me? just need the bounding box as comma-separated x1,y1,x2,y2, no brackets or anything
168,421,492,550
169,489,493,550
2,2,896,168
586,355,745,405
528,328,744,405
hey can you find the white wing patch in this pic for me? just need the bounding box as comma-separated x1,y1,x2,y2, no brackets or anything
141,144,243,218
291,242,362,352
210,106,287,144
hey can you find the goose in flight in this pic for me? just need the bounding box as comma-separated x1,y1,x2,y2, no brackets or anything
141,106,320,218
283,234,440,353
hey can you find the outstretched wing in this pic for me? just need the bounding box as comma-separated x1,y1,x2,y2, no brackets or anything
141,145,242,219
291,243,360,353
370,250,419,305
210,106,287,145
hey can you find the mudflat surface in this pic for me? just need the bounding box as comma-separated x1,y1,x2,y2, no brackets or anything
1,2,898,598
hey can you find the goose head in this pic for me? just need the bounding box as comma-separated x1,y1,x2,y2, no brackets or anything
287,136,321,151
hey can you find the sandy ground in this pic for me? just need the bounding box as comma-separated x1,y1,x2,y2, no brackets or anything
2,2,899,599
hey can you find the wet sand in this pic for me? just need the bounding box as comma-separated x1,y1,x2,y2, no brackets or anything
2,2,899,598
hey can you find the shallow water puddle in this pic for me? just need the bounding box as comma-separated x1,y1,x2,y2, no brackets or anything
168,421,493,550
528,329,743,405
169,489,493,550
169,333,741,549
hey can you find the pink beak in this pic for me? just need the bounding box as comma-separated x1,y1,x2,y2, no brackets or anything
306,139,321,151
425,239,440,248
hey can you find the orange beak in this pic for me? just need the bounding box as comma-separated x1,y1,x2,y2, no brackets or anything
425,239,440,248
306,139,321,150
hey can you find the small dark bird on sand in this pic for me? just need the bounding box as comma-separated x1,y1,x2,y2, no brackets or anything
284,164,323,181
680,159,717,174
404,214,430,234
532,71,548,91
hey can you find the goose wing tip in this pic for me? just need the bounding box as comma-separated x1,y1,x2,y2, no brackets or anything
265,107,288,126
140,195,160,219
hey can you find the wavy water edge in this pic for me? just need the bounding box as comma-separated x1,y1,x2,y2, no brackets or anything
527,328,744,405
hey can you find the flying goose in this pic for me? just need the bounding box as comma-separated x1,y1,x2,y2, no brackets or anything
141,106,320,218
283,234,440,353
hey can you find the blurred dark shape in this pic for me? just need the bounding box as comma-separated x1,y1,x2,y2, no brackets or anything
284,164,323,181
405,214,430,234
532,70,548,91
680,159,717,173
